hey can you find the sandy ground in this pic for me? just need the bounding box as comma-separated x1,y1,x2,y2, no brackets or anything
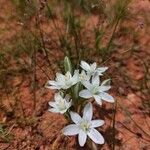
0,0,150,149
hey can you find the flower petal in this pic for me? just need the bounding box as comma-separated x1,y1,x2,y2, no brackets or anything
54,93,62,102
99,86,111,92
91,62,97,70
45,80,60,89
72,70,79,85
81,61,91,71
48,108,59,113
45,81,60,89
91,120,105,128
65,101,72,109
47,80,57,86
88,128,104,144
93,95,102,105
78,130,87,147
83,103,93,121
100,92,114,103
70,111,82,124
56,73,65,81
46,86,59,89
59,109,68,114
79,90,92,99
97,67,108,73
81,70,90,81
92,73,100,86
48,101,57,108
82,81,92,90
63,124,80,135
66,71,72,79
101,79,110,86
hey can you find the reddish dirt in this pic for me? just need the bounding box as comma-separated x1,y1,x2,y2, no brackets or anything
0,0,150,150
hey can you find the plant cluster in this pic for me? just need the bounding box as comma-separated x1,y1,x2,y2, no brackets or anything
46,57,114,147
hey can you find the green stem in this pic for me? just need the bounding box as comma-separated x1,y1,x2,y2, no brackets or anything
106,17,120,54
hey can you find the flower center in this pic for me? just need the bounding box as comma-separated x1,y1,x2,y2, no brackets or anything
80,120,91,132
65,74,70,81
79,74,85,80
57,99,66,110
91,86,99,94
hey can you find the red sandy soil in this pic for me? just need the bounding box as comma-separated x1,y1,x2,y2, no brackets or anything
0,0,150,150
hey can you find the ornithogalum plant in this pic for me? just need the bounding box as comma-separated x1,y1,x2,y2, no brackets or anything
46,56,114,147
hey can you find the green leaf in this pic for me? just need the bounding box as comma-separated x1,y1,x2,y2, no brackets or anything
101,79,111,86
64,56,73,74
73,82,81,100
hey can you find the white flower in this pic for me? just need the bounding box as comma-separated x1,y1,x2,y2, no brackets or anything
80,61,108,76
79,74,114,105
78,70,90,83
46,71,78,90
63,103,104,147
48,93,72,114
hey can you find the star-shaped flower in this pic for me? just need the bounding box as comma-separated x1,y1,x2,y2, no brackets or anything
46,71,78,90
79,74,114,105
78,70,90,83
48,93,72,114
63,103,104,147
80,61,108,76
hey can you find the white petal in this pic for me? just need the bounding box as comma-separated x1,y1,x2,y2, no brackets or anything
97,67,108,73
81,61,91,71
93,95,102,105
91,120,105,128
59,109,68,114
66,71,72,79
101,79,110,86
78,130,87,147
56,73,65,85
100,92,114,103
63,84,72,89
48,101,57,108
88,128,104,144
65,101,72,109
82,81,92,90
99,86,111,92
47,80,57,86
91,62,97,70
48,108,59,113
45,85,60,89
54,93,62,102
72,70,79,84
45,81,60,89
81,71,90,81
83,103,93,121
63,124,80,135
92,73,100,86
56,73,65,82
79,90,92,99
65,94,71,101
70,111,82,124
81,70,86,76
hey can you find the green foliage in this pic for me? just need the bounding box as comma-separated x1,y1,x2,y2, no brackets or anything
64,56,73,74
12,31,41,58
11,0,37,21
113,0,130,20
107,0,131,25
